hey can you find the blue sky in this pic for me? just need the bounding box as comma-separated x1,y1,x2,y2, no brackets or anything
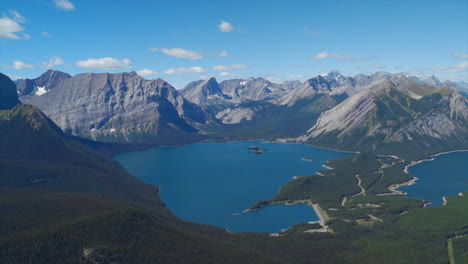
1,0,467,88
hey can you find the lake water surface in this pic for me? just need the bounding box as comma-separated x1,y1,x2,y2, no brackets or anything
115,140,351,233
400,151,468,206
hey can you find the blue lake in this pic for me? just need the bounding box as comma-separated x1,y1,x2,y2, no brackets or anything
115,140,351,233
400,151,468,206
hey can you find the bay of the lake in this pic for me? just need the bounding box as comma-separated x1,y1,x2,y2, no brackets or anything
400,151,468,206
115,140,352,233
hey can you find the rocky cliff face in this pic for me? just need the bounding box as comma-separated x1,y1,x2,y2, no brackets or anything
180,77,230,105
20,71,215,143
215,106,263,124
0,73,20,110
302,76,468,151
385,89,468,143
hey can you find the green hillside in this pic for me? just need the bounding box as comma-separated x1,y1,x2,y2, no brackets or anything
0,105,163,206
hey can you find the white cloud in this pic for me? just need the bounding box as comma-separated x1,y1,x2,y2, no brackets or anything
42,31,51,37
163,66,207,75
54,0,75,11
453,53,468,59
217,50,229,57
372,64,387,69
213,64,248,71
0,10,29,39
287,74,305,79
150,47,203,60
42,56,65,69
310,52,373,62
218,20,234,32
0,19,24,39
264,76,281,83
151,47,231,59
435,61,468,73
220,72,237,77
311,52,343,60
453,61,468,71
137,69,159,77
1,60,34,70
14,61,34,69
408,62,468,81
76,57,133,70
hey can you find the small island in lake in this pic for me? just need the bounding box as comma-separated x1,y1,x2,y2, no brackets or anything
302,157,313,161
248,146,269,154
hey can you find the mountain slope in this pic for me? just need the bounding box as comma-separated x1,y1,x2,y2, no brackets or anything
302,78,468,157
0,104,165,206
20,71,216,143
0,76,162,205
0,188,281,264
0,73,20,110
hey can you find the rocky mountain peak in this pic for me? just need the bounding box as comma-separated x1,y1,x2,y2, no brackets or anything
16,69,71,96
180,77,229,105
205,77,221,93
325,70,344,80
423,75,441,86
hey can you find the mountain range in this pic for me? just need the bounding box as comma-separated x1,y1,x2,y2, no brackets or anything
13,69,468,156
180,76,300,106
19,71,216,143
